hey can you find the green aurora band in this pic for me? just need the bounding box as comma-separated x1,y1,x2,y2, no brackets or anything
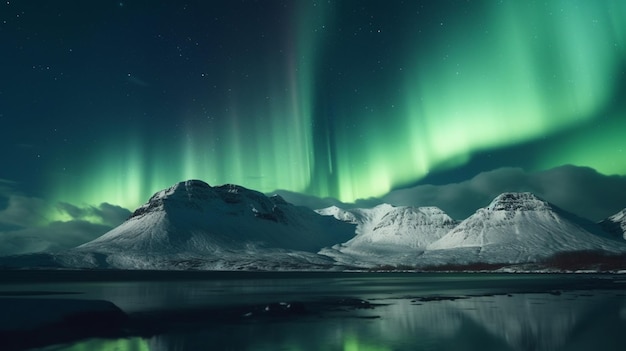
50,1,625,213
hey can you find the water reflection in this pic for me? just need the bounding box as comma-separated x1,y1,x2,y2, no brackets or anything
8,274,624,351
41,337,149,351
45,291,626,351
142,322,400,351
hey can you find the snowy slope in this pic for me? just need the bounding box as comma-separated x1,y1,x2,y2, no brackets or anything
316,205,359,223
420,193,626,266
67,180,355,269
317,204,457,267
2,185,625,271
600,208,626,240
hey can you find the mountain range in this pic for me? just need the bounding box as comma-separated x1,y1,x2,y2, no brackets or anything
1,180,625,271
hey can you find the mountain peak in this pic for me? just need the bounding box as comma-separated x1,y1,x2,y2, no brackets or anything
130,180,217,219
269,194,288,205
79,180,357,259
130,180,290,219
486,192,551,212
600,208,626,240
425,192,625,263
609,208,626,222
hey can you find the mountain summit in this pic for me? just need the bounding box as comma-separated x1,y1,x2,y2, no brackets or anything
421,192,625,265
600,208,626,240
73,180,355,269
485,192,552,212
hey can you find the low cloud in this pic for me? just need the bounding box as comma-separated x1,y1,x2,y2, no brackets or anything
56,202,131,227
0,221,113,256
383,165,626,221
0,194,49,227
0,188,131,256
277,165,626,222
271,189,383,212
0,178,17,189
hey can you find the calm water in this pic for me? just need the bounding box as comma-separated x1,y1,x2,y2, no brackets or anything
1,271,625,351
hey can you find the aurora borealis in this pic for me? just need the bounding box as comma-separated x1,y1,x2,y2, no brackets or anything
1,0,626,244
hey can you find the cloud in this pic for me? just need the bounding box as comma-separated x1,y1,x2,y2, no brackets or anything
95,203,132,225
0,178,18,197
277,165,626,222
0,221,113,256
271,190,382,212
0,185,131,256
0,194,49,227
56,202,131,227
0,178,17,185
383,165,626,221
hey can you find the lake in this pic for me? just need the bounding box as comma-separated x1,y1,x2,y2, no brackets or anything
1,271,625,350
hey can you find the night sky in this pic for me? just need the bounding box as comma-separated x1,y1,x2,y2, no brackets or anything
1,1,625,254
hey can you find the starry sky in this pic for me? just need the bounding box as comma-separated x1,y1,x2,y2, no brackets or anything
1,0,626,254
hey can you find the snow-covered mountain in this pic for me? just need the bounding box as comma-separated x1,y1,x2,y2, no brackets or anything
419,193,626,266
600,208,626,240
2,185,625,271
317,204,457,267
42,180,355,270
